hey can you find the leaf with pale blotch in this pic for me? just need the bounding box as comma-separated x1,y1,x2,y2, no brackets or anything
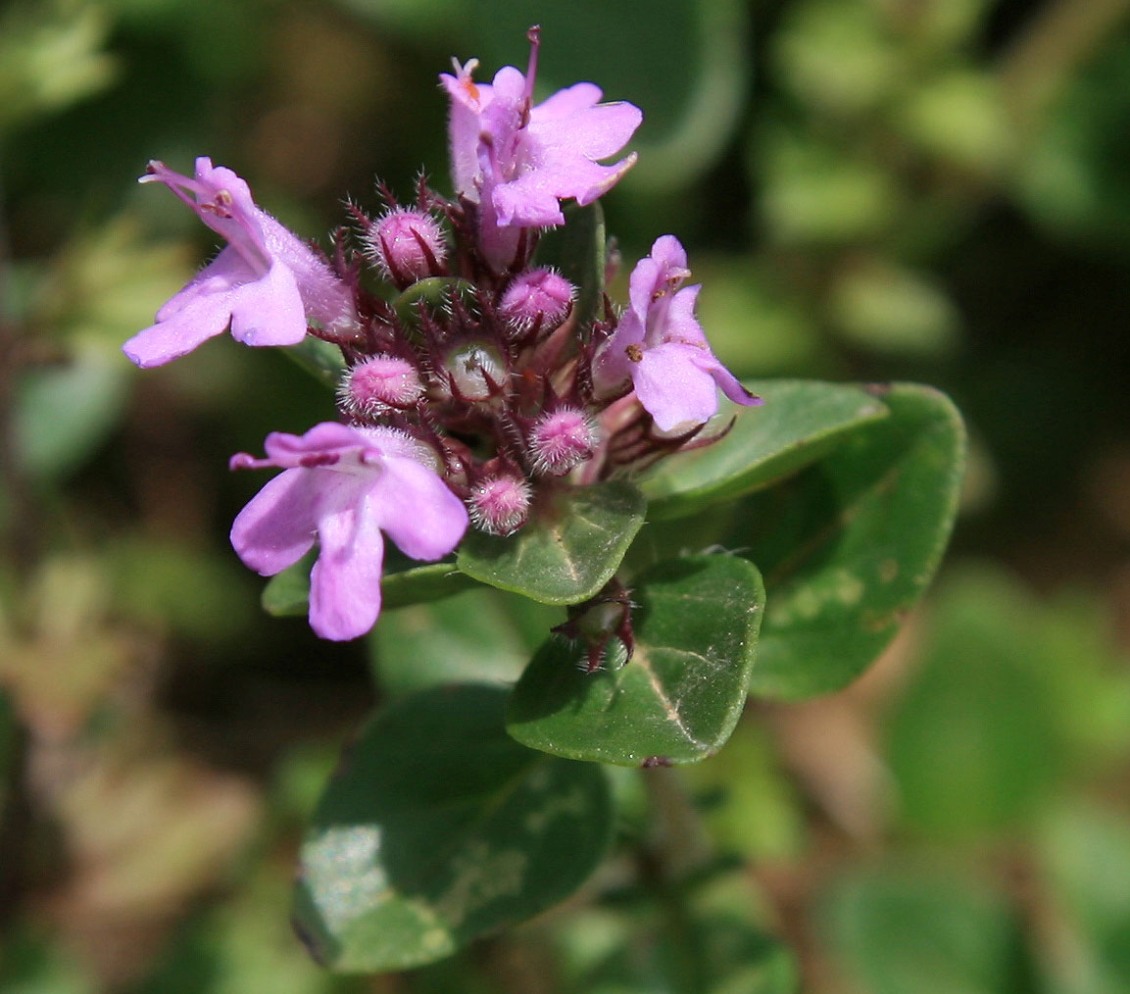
638,379,887,520
293,685,613,973
457,481,646,605
736,384,965,699
506,555,764,766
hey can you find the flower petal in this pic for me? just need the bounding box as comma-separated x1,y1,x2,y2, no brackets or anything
532,94,642,161
227,257,309,347
633,343,721,432
229,468,321,575
308,491,386,641
257,211,358,335
376,457,469,561
592,309,645,396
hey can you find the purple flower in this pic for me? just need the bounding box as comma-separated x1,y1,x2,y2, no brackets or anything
441,30,642,268
593,236,761,432
124,158,358,368
229,423,468,641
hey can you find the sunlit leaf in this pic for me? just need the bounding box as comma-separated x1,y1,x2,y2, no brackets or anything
638,380,887,520
294,685,613,972
458,481,645,605
738,384,965,699
507,555,763,766
281,337,345,391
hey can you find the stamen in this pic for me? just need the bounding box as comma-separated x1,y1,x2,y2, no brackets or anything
521,24,542,125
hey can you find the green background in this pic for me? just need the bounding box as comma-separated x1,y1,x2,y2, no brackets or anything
3,0,1130,991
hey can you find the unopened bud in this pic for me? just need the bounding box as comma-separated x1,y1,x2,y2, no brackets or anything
339,354,423,415
444,341,507,402
529,406,600,475
468,474,532,536
364,208,447,287
498,268,574,336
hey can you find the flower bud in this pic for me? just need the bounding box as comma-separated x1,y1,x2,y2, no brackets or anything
443,341,507,402
468,474,532,536
498,268,574,337
364,208,447,287
339,354,424,415
529,406,600,475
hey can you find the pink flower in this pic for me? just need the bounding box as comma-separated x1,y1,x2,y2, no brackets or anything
123,158,358,368
441,29,641,268
593,236,761,432
229,423,468,641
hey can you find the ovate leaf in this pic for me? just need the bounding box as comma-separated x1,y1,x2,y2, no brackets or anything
458,481,646,605
371,587,559,697
294,685,613,973
507,555,764,766
737,383,965,699
638,380,887,520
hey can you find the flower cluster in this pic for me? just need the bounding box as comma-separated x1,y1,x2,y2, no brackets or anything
125,28,760,641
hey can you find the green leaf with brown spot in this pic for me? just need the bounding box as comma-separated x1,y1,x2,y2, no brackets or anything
293,685,613,973
506,555,764,766
734,383,965,699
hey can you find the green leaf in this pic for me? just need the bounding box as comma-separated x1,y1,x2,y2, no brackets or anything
1037,803,1130,992
457,481,646,605
260,552,316,618
507,555,764,766
281,337,345,390
535,201,606,329
0,2,117,133
383,561,478,609
15,347,130,480
886,568,1067,839
638,380,888,520
391,276,476,328
680,716,806,862
819,863,1017,994
370,587,559,697
293,685,613,973
739,383,964,699
262,553,476,618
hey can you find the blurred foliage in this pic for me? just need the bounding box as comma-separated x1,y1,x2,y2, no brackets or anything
2,0,1130,991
